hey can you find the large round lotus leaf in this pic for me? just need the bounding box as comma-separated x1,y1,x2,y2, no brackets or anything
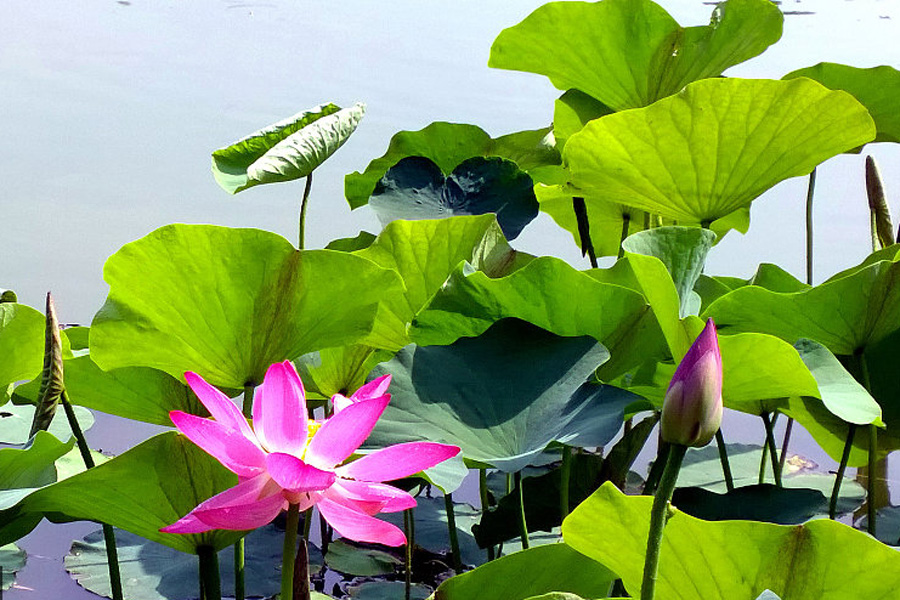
672,484,831,526
563,482,899,600
784,63,900,145
489,0,783,111
345,123,559,209
90,224,401,389
12,354,202,426
367,319,636,473
65,526,299,600
677,443,865,515
410,256,662,380
324,539,401,577
564,78,875,224
433,543,616,600
0,303,44,405
347,581,432,600
0,402,94,445
705,258,900,355
353,215,526,350
0,431,73,492
369,157,539,241
212,102,364,194
20,431,245,554
0,543,25,591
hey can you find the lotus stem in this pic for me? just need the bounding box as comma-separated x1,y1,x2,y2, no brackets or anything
805,168,817,285
761,413,782,487
617,213,631,260
404,509,414,600
644,440,670,496
242,383,254,419
439,493,461,573
641,443,688,600
714,430,734,493
829,424,856,519
515,471,529,549
560,445,572,520
198,545,222,600
856,350,879,536
281,503,302,600
572,197,598,268
298,173,314,251
777,418,794,480
234,537,245,600
478,469,495,561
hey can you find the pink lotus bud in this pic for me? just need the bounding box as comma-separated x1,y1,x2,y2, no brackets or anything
660,318,723,447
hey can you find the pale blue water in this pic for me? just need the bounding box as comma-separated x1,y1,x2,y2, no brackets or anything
2,0,899,597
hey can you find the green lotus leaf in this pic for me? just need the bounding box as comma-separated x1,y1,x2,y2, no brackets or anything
12,354,203,426
369,157,539,241
705,258,900,355
563,482,897,600
784,63,900,145
212,102,364,194
90,224,401,389
0,543,25,591
16,431,244,554
294,345,393,402
325,539,401,577
348,581,432,600
0,303,44,405
695,264,808,315
672,484,830,525
410,256,662,380
0,402,94,446
0,431,74,491
553,89,614,151
564,78,875,224
367,319,637,473
676,443,864,514
65,526,299,600
489,0,783,111
433,543,616,600
345,123,559,209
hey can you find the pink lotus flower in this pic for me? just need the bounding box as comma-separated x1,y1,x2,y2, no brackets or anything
161,361,460,546
660,318,723,448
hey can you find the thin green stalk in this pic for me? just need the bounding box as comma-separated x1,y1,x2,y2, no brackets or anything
868,423,878,536
761,413,782,487
62,392,123,600
777,418,795,480
829,424,856,519
234,538,245,600
444,493,463,573
198,545,222,600
644,441,670,496
572,197,598,268
515,471,529,549
617,213,631,260
242,383,254,419
298,173,314,250
478,469,495,561
404,509,414,600
714,430,734,493
641,444,688,600
282,503,302,600
560,445,572,521
805,168,817,286
302,508,313,540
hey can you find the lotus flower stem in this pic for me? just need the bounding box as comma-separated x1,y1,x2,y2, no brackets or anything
478,469,495,561
234,537,245,600
281,503,302,600
444,493,463,572
198,545,221,600
515,471,530,549
560,445,572,520
404,509,414,600
714,430,734,493
241,383,254,419
761,413,782,487
641,443,688,600
829,424,856,519
643,440,670,496
298,173,314,251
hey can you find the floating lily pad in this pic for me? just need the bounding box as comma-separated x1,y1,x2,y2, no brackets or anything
433,543,616,600
564,78,875,224
90,224,401,389
489,0,783,111
0,543,25,591
325,539,401,577
784,63,900,145
672,485,830,525
347,581,432,600
563,482,900,599
368,319,636,473
65,525,299,600
212,102,364,194
345,123,559,209
0,402,94,446
369,156,539,241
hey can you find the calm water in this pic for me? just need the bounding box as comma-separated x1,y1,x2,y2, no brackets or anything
3,0,900,597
